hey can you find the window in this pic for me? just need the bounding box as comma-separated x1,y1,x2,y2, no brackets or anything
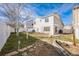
45,18,49,22
44,27,50,31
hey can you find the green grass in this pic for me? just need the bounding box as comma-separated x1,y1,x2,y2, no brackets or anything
29,32,79,44
0,32,38,55
52,34,79,44
52,34,73,42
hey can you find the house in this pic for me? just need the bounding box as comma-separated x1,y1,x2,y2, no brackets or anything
63,25,73,34
33,13,64,35
23,20,34,32
73,6,79,40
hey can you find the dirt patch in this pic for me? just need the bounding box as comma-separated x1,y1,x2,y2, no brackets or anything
22,40,60,56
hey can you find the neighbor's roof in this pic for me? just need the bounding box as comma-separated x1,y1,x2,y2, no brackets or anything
48,13,64,26
73,5,79,10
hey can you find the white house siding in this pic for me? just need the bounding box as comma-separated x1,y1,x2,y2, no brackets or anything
33,13,64,35
48,16,54,35
73,6,79,40
0,22,14,51
23,20,34,32
63,25,72,34
34,18,42,32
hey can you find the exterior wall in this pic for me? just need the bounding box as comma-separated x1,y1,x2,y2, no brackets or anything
53,14,64,34
33,18,41,32
48,16,54,35
73,6,79,40
33,13,64,35
63,25,72,34
0,22,14,51
33,16,55,35
23,20,34,32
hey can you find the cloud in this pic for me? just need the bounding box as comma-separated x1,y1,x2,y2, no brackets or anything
26,3,64,16
23,4,39,18
24,3,75,25
58,4,74,13
0,3,78,25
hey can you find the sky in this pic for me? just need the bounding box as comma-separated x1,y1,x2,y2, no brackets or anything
0,3,79,25
25,3,79,25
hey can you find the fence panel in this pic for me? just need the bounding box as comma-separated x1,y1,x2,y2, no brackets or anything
0,22,14,51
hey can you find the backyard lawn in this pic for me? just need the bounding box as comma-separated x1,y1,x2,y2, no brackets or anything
0,32,79,55
29,32,79,44
52,34,79,44
0,32,38,55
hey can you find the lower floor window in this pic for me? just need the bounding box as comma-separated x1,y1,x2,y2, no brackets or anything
44,27,50,31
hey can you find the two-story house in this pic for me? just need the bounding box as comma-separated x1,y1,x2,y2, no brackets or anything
33,13,64,35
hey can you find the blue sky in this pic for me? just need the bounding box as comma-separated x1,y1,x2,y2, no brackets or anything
0,3,79,25
25,3,79,25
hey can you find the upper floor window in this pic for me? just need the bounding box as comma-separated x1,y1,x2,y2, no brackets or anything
45,18,49,22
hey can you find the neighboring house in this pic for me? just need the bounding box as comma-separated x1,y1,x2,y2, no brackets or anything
23,20,34,32
63,25,73,34
33,13,64,35
73,6,79,40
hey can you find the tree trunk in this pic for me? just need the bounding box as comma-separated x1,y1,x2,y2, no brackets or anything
16,26,20,52
27,32,28,39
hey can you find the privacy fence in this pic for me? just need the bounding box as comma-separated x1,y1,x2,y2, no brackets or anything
0,22,14,51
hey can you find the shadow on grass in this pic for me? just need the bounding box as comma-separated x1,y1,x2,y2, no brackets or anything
0,32,38,55
0,32,72,56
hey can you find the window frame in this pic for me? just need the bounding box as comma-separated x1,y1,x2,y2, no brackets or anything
45,17,49,22
44,26,50,31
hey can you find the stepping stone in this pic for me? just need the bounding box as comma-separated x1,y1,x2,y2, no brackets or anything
29,48,34,52
5,51,18,56
22,52,28,56
34,46,37,49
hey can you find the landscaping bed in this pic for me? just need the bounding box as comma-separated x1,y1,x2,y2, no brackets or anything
0,32,38,55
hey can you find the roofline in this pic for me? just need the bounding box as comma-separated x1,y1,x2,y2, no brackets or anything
35,13,64,26
45,13,64,26
73,5,79,10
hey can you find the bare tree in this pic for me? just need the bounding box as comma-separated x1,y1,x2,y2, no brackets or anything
0,3,34,51
0,4,22,32
0,3,23,51
20,7,34,39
